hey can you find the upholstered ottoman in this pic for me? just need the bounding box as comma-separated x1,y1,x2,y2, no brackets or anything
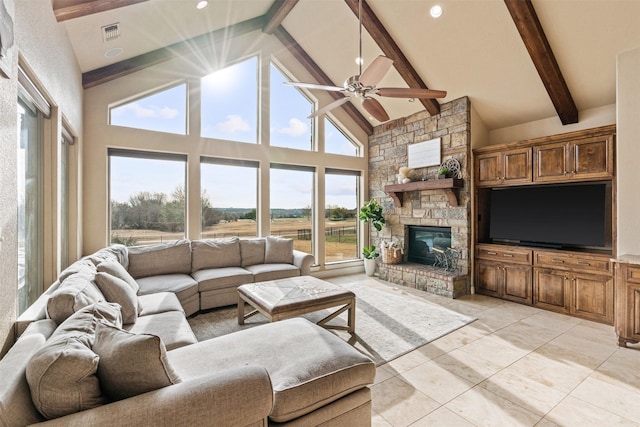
167,318,375,425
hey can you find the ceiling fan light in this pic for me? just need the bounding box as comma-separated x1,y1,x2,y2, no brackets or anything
355,57,364,66
196,1,208,10
430,4,443,18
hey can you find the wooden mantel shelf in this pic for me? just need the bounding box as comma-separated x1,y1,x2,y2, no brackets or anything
384,178,464,207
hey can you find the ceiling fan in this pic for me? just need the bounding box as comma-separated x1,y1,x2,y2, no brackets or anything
284,0,447,122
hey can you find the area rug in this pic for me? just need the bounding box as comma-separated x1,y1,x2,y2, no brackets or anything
188,282,476,365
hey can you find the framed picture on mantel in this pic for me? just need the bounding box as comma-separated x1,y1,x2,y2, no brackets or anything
0,0,15,79
408,137,441,169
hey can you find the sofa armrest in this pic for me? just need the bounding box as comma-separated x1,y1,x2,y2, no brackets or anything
32,366,273,427
293,250,314,275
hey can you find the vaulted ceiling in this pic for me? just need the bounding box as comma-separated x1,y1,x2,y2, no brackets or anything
53,0,640,135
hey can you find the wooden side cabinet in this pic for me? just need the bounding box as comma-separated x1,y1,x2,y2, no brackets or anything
615,260,640,347
533,250,614,325
533,134,614,182
476,147,532,187
475,244,533,305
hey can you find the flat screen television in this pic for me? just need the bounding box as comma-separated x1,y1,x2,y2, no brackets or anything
489,183,609,250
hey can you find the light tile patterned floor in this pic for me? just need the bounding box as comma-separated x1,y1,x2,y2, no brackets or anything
326,275,640,427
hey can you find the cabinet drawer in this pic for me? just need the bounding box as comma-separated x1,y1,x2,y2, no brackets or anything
624,265,640,284
534,251,611,274
476,245,532,265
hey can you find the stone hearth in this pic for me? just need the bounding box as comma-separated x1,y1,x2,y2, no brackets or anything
368,97,472,298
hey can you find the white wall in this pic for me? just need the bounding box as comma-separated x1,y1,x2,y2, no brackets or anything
0,0,82,355
489,104,616,145
616,47,640,256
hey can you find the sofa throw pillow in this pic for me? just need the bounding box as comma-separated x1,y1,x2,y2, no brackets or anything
93,321,181,401
191,237,241,272
94,272,139,325
265,236,293,264
57,258,97,284
240,238,266,267
25,302,121,420
46,274,105,325
127,240,191,279
97,260,139,294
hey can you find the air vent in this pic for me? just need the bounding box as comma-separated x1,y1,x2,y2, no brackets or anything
102,23,120,42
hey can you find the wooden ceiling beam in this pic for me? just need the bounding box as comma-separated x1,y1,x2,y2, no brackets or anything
272,26,373,136
82,16,265,89
263,0,299,35
54,0,149,22
505,0,578,125
344,0,440,116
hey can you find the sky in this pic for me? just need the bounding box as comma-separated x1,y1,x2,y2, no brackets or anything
109,56,358,209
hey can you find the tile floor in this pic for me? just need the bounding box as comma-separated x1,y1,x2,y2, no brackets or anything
326,274,640,427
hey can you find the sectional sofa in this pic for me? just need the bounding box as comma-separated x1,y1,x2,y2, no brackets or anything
0,237,376,426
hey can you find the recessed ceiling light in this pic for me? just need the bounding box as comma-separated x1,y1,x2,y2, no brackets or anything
355,57,364,65
104,47,123,58
430,4,443,18
196,1,208,9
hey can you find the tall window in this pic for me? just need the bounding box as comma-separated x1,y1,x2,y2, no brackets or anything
60,126,73,270
17,77,47,314
109,150,187,246
270,165,314,254
201,158,258,238
201,57,258,143
325,170,359,262
325,118,359,156
109,83,187,135
270,63,313,150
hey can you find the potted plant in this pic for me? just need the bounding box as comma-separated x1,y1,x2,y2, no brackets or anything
437,165,450,179
359,199,385,276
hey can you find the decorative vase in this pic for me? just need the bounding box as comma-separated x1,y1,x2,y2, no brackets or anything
364,258,376,276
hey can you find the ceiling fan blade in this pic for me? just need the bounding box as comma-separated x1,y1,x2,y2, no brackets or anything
377,88,447,99
308,97,352,118
359,55,394,87
362,98,390,122
283,81,345,92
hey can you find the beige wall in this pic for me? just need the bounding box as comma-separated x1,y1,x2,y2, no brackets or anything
616,47,640,255
82,31,368,272
0,0,83,356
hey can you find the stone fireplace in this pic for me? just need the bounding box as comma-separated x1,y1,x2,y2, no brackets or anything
368,97,471,298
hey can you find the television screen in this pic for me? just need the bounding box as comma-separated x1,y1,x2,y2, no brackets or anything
489,183,607,248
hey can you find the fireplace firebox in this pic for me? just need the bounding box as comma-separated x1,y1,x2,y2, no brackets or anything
407,226,452,266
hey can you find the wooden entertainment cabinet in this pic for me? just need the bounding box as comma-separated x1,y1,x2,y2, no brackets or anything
473,125,616,324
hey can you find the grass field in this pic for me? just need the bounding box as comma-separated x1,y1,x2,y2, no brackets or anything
112,218,359,262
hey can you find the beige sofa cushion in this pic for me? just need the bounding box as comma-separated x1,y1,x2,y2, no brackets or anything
127,240,191,279
240,238,265,266
58,258,96,283
244,263,300,282
93,321,181,401
46,273,105,325
97,260,139,293
124,310,197,351
193,267,254,292
168,318,376,423
94,272,139,325
265,236,293,264
191,237,241,271
25,303,122,419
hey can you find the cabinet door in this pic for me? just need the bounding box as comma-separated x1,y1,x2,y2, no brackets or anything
503,264,532,304
476,152,502,187
533,142,569,182
571,273,614,325
534,268,570,314
628,284,640,341
503,148,532,184
570,135,614,180
476,259,500,297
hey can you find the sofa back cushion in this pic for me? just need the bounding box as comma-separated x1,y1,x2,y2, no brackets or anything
0,320,56,427
57,258,97,284
191,237,241,272
240,238,266,267
46,274,105,325
127,240,191,279
86,244,129,269
93,321,181,401
265,236,293,264
97,260,139,294
95,272,139,325
25,303,122,420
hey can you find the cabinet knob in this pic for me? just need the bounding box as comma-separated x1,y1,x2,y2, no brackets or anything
503,253,514,258
577,261,591,266
487,251,497,255
552,259,565,264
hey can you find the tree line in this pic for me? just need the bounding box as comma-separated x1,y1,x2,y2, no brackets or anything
111,187,355,233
